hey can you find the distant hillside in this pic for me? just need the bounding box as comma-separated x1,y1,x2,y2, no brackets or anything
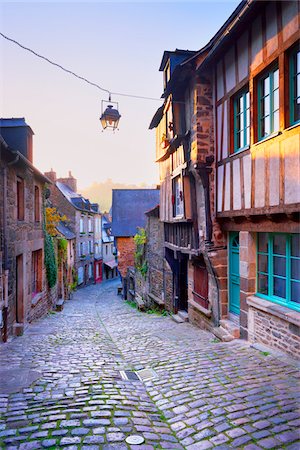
80,179,156,212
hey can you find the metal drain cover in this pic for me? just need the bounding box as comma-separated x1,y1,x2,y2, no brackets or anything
136,368,157,381
119,368,157,382
126,435,145,444
119,370,139,381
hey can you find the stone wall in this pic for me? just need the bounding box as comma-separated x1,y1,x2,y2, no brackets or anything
117,237,135,278
146,214,164,303
187,74,228,332
247,300,300,359
163,260,173,312
239,231,256,339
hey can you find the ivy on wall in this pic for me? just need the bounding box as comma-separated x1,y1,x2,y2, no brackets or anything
43,188,57,289
134,227,148,278
44,232,57,289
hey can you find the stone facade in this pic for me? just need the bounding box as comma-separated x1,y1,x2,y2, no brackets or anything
247,296,300,359
131,206,172,312
0,130,57,342
188,74,227,330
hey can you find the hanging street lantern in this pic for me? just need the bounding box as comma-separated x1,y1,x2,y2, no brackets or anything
100,95,121,131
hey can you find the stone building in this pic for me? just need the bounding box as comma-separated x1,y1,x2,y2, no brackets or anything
44,170,102,288
102,213,118,280
111,189,160,297
150,0,300,357
55,221,76,300
134,205,173,311
0,118,57,342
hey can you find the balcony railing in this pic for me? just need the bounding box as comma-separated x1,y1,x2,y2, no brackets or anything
164,222,197,250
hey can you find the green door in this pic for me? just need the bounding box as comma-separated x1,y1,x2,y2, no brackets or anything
229,232,240,315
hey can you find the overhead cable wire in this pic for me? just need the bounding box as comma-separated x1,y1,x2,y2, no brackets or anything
0,32,162,102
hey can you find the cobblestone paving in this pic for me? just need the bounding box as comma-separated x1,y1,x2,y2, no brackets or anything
0,280,299,449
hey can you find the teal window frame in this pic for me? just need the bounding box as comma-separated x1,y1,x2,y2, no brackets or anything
233,89,250,152
257,65,279,140
289,45,300,126
257,233,300,312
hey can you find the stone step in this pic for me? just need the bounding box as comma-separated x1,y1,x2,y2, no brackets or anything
177,310,189,322
56,298,64,312
135,294,146,311
212,326,235,342
171,314,185,324
219,319,240,338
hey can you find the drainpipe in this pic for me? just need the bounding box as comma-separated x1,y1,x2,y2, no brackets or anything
194,155,214,246
193,154,221,325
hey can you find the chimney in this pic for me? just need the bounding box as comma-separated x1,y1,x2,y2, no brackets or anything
44,168,57,183
0,118,34,163
57,171,77,193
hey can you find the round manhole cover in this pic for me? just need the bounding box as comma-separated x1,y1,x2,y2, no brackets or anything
125,435,145,445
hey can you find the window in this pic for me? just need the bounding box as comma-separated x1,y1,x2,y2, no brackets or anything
34,186,40,222
173,175,184,218
233,89,250,151
257,233,300,311
258,66,279,140
106,245,108,255
17,177,24,221
31,249,42,296
79,242,85,256
164,61,171,89
80,217,84,233
88,217,92,233
289,45,300,125
89,241,92,253
88,263,93,279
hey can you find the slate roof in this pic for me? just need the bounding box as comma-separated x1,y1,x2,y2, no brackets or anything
0,118,34,134
111,189,160,237
0,133,50,183
56,221,76,240
56,181,99,213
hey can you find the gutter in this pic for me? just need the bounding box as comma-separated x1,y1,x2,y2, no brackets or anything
197,0,253,72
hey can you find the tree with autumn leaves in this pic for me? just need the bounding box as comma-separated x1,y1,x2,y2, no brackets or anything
45,207,68,236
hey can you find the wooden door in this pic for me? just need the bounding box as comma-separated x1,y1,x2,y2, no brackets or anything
193,259,209,309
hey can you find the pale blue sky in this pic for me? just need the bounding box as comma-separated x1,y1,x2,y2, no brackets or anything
0,1,240,190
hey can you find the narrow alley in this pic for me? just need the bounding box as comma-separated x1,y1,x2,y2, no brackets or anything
0,280,299,450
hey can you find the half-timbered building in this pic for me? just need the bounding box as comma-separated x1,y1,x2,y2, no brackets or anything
151,0,300,356
198,0,300,356
150,45,228,325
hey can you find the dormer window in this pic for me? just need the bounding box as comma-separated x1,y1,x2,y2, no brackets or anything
164,61,171,90
173,175,184,218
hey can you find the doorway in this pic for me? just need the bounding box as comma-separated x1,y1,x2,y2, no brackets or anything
229,232,240,315
16,254,24,323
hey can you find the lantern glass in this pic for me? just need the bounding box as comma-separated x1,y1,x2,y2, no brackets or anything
100,102,121,130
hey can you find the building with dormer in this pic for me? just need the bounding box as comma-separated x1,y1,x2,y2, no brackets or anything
0,118,56,342
45,170,102,288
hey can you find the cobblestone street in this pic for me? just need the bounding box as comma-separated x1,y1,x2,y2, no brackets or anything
0,279,299,450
